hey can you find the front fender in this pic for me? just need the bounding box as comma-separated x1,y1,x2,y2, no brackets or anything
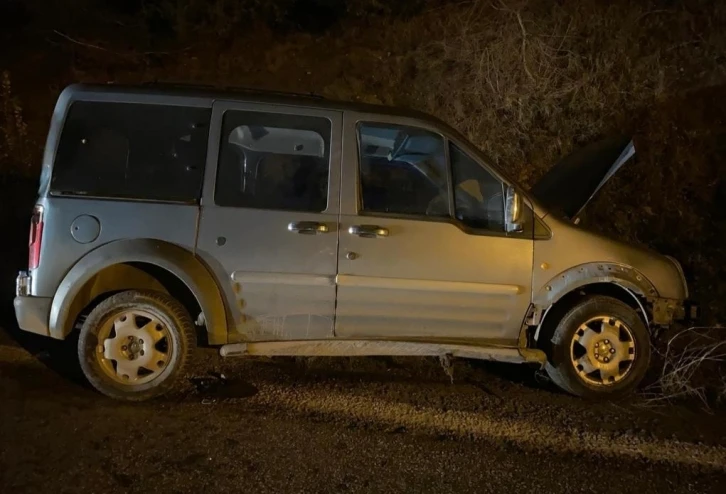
532,262,658,307
49,239,228,344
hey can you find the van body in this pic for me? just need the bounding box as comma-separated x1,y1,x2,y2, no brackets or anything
14,84,696,400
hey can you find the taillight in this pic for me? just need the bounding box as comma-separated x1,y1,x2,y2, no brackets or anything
28,205,44,270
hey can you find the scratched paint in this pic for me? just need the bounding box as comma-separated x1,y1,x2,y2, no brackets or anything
228,280,335,341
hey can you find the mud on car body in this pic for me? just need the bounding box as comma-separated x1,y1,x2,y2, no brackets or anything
14,83,697,400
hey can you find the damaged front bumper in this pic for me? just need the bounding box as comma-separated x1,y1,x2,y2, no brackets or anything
681,300,701,323
652,297,700,326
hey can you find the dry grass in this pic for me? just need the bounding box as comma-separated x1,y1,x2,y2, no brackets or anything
643,327,726,407
406,1,725,182
643,327,726,409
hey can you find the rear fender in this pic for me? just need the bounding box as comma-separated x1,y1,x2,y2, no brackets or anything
49,239,228,344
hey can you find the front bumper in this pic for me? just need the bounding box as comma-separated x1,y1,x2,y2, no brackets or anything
681,300,700,323
652,297,700,325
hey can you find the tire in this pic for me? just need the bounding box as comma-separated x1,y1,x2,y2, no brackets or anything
78,290,196,401
543,295,650,399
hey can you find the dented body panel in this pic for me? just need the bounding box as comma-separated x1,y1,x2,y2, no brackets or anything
532,214,687,303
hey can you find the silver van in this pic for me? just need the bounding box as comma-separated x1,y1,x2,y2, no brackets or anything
14,84,697,400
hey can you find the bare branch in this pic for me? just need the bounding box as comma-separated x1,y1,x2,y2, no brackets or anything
514,10,535,83
52,30,193,58
495,1,535,83
53,30,123,55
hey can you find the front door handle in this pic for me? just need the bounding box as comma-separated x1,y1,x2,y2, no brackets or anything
288,221,329,235
348,224,389,238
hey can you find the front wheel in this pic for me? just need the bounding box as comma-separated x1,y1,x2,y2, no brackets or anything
543,295,650,399
78,290,196,401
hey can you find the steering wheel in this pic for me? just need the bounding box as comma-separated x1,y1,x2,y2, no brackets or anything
426,185,504,229
425,185,480,218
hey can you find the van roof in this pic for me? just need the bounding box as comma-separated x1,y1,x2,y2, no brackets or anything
62,82,438,122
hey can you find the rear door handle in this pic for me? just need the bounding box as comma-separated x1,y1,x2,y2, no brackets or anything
348,224,389,238
288,221,329,235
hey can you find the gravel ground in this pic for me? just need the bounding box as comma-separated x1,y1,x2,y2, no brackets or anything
1,325,726,493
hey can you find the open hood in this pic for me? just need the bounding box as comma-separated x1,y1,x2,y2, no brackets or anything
530,136,635,220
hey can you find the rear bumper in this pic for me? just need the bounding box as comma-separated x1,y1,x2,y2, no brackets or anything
14,296,52,337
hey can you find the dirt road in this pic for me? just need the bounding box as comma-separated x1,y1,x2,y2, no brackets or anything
1,325,726,493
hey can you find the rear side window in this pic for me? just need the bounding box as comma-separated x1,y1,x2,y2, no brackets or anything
215,111,331,212
52,101,211,203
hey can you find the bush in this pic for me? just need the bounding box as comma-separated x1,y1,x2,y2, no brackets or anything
644,326,726,407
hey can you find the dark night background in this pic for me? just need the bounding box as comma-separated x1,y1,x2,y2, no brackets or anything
1,0,726,397
2,2,726,492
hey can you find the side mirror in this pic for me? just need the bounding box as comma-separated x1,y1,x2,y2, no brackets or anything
505,185,523,232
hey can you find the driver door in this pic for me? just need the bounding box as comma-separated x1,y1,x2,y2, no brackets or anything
335,113,534,345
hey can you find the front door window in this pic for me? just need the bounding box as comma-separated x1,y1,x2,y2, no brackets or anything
450,143,505,232
357,123,449,218
356,122,507,232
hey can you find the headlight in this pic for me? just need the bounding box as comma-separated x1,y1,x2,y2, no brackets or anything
665,256,688,299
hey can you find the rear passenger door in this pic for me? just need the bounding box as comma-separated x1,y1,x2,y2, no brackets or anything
196,102,342,342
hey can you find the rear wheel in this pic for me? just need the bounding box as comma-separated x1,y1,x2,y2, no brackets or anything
543,295,650,399
78,290,195,401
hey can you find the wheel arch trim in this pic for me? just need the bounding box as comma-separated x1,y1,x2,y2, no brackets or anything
49,239,228,344
530,262,656,343
533,262,656,306
533,283,649,342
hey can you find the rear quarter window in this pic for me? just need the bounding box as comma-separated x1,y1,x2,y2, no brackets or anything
51,101,211,203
